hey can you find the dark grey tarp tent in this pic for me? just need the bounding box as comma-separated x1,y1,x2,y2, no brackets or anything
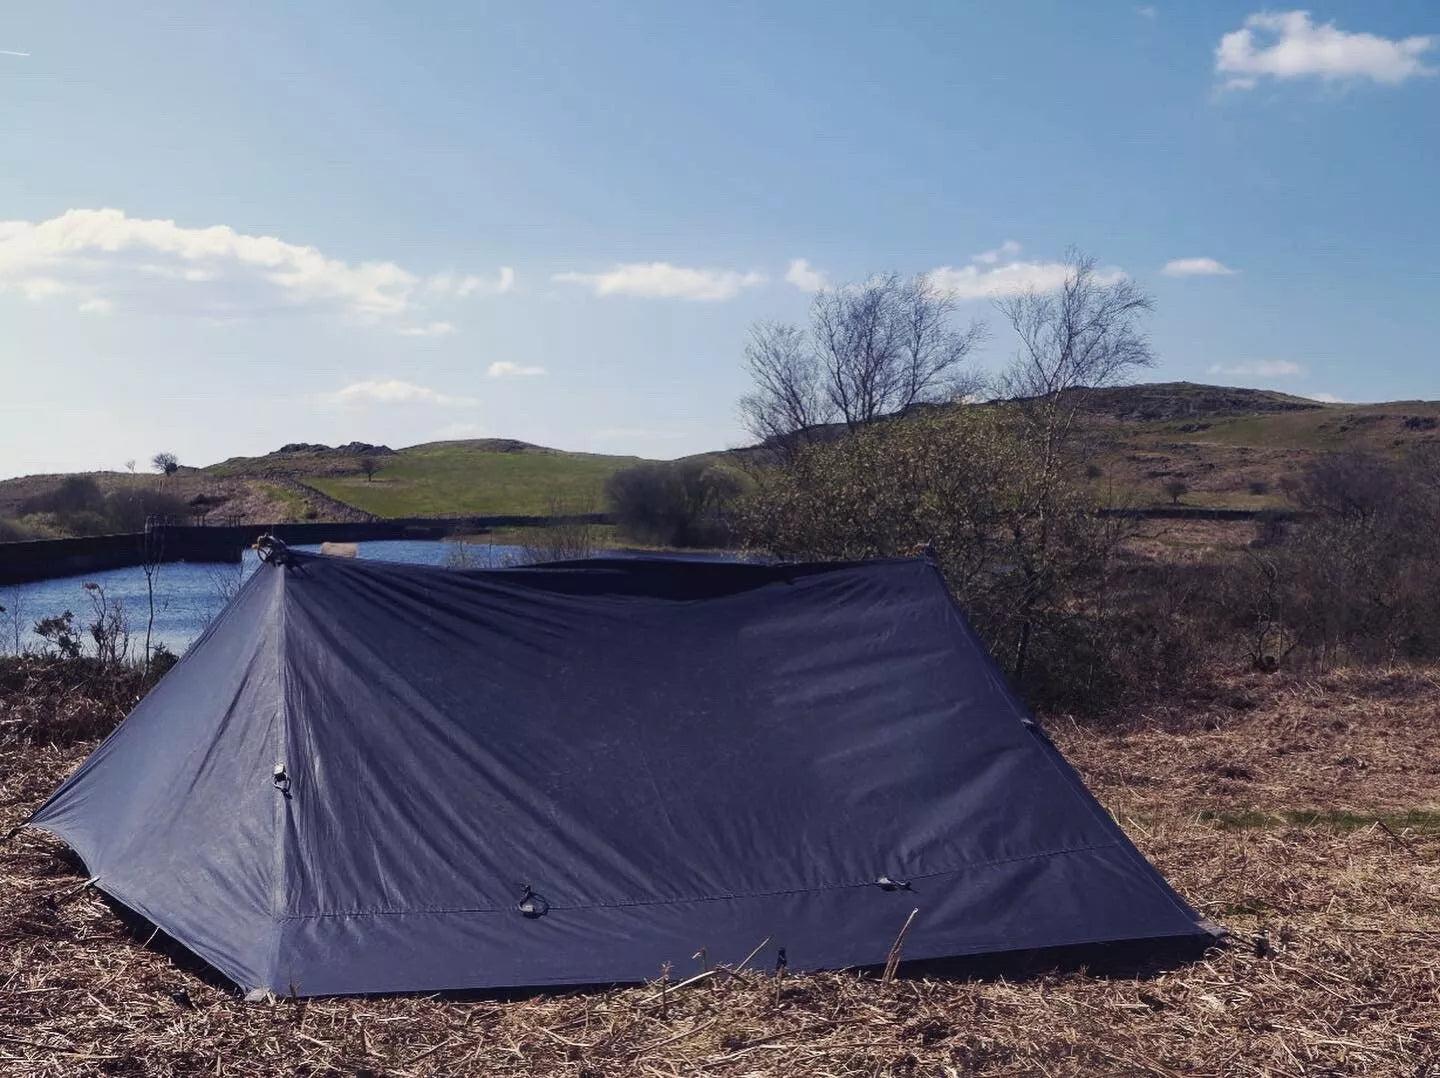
28,551,1217,997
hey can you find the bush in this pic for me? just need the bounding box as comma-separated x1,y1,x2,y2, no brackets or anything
14,477,193,535
0,517,40,542
737,410,1207,717
605,461,743,548
1216,447,1440,670
104,486,192,532
18,475,107,517
0,653,157,747
1162,479,1189,505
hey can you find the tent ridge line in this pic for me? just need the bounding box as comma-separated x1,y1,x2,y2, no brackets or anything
266,562,293,991
271,839,1129,922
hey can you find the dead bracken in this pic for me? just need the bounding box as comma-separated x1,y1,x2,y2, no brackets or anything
2,665,1438,1076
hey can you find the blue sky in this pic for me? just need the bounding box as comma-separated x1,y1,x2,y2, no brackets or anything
2,2,1437,477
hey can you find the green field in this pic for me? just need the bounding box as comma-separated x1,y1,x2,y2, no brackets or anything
305,441,645,517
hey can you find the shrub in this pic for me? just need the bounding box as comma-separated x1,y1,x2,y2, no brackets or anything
0,517,40,542
19,476,106,517
737,410,1204,717
1216,447,1440,670
605,461,742,548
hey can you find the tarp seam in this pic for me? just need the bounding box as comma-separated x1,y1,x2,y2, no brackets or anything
274,839,1125,921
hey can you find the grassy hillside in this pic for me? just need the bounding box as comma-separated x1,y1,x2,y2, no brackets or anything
6,384,1439,532
301,441,644,517
1092,393,1440,510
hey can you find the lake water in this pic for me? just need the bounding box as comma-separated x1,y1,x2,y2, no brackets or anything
0,540,526,657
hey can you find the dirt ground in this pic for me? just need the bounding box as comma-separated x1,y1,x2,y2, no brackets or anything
1,667,1436,1076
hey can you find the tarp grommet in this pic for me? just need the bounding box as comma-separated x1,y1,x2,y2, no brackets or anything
517,885,550,918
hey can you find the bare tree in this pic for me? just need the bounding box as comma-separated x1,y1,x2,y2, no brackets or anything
739,322,829,456
0,591,27,655
141,526,163,670
152,451,179,476
358,456,381,482
739,272,984,452
814,272,984,429
996,249,1155,470
992,249,1155,687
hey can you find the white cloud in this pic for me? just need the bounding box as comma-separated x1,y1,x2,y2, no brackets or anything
784,258,828,293
553,262,765,301
1310,392,1344,403
925,242,1125,300
971,240,1022,266
1,50,30,58
78,297,113,315
429,266,514,297
327,379,477,407
0,207,510,324
1136,6,1157,18
487,361,547,378
1216,11,1436,89
1162,257,1238,277
1208,360,1307,377
933,262,1124,301
18,277,68,301
395,321,456,338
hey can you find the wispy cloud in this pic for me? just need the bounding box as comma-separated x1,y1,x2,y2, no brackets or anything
395,321,456,338
1162,257,1238,277
428,267,514,297
554,262,765,301
326,379,477,407
1310,391,1345,403
970,240,1022,266
784,258,828,293
1216,11,1436,90
928,242,1124,300
1136,6,1157,18
0,50,30,58
0,207,509,326
487,361,547,378
1208,360,1307,378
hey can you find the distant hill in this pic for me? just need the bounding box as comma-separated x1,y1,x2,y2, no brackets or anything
1083,385,1439,510
1064,382,1326,422
3,382,1438,536
730,382,1440,512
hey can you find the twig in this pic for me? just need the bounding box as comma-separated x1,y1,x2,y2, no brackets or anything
882,908,919,986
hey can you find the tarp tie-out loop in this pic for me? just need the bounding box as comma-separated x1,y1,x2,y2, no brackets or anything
875,875,913,892
254,535,293,567
272,763,290,795
517,884,550,918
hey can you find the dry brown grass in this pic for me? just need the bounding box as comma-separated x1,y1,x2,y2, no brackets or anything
1,667,1437,1076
